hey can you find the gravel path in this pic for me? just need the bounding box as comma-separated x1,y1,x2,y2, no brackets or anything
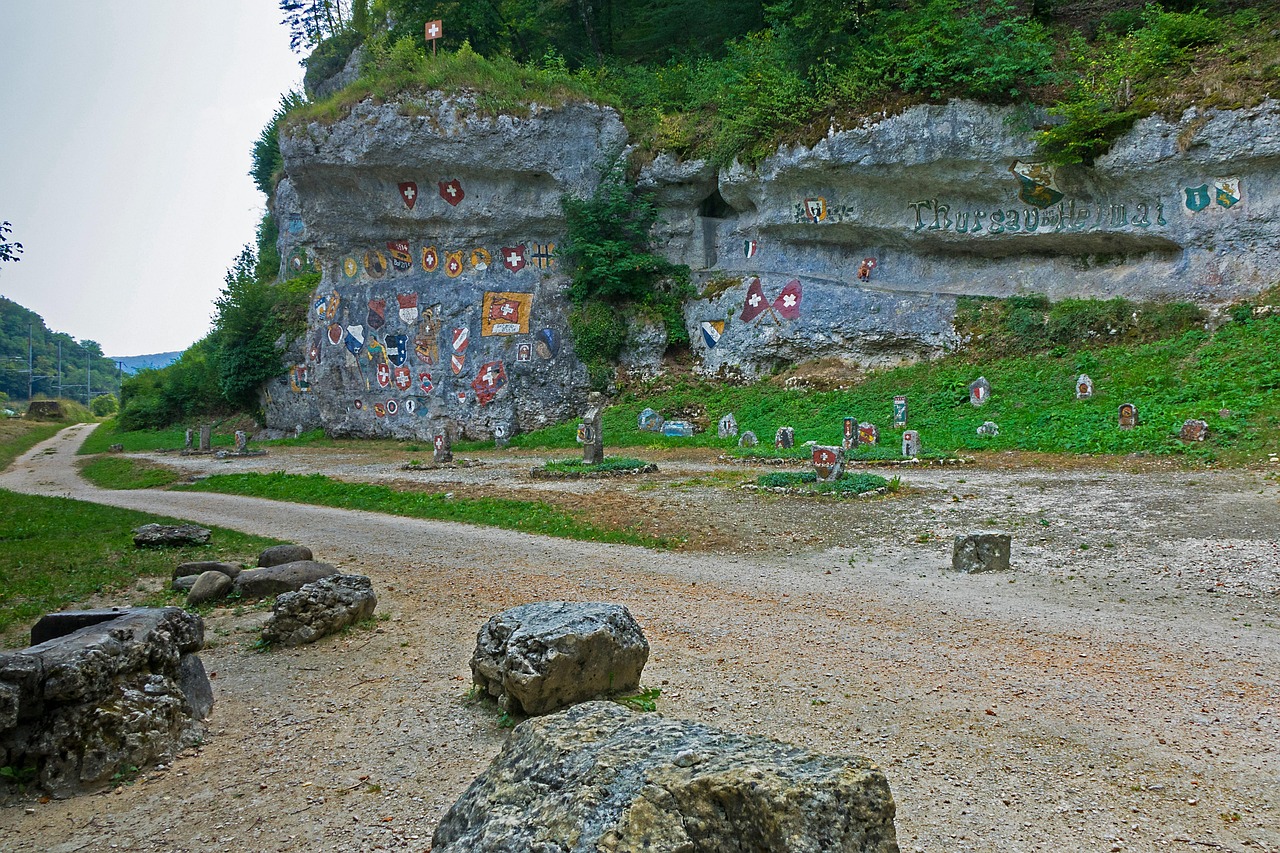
1,424,1278,853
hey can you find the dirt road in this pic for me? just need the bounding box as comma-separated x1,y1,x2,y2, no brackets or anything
1,424,1277,853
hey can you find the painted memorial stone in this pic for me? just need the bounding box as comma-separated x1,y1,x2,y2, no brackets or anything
857,422,879,446
662,421,695,438
717,413,738,438
842,417,855,450
235,430,248,452
433,429,452,463
893,395,907,428
969,376,991,406
774,426,795,449
977,421,1000,437
1180,419,1208,442
385,399,399,416
811,446,843,482
576,423,588,444
1118,403,1138,429
536,328,560,360
902,430,921,457
637,408,664,432
581,396,605,464
1076,374,1094,399
739,430,758,448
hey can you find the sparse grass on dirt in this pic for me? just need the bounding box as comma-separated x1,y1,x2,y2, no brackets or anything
0,491,281,642
0,420,66,472
177,471,672,549
538,457,650,474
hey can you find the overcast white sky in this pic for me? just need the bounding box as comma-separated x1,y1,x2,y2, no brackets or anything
0,1,304,357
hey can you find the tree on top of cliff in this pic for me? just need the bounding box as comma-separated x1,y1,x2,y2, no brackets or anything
282,0,367,52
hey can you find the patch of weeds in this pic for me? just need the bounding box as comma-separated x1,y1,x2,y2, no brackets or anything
497,711,518,729
755,470,890,495
0,764,38,791
615,686,662,712
248,636,273,653
110,764,140,787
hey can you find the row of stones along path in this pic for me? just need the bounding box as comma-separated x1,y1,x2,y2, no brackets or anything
1,423,1278,853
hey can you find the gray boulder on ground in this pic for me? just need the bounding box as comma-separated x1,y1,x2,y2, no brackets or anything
172,576,198,593
260,575,378,647
471,601,649,716
257,544,314,567
233,561,339,599
28,608,129,646
173,561,241,580
0,608,211,797
432,701,899,853
132,524,211,548
952,532,1012,573
186,570,234,606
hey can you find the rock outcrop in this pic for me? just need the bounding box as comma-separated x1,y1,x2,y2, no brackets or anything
0,608,211,797
432,701,900,853
471,601,649,715
270,93,1280,429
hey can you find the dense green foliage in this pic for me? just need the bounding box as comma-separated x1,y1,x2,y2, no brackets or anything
285,1,1278,167
560,160,691,384
180,471,671,547
0,297,123,404
0,489,279,639
250,92,307,196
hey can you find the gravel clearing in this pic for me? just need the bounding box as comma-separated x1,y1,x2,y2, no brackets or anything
1,423,1278,853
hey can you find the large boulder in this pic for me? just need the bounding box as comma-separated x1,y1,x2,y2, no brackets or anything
471,602,649,716
132,524,211,548
233,560,339,599
433,701,899,853
0,608,210,796
260,575,378,647
257,544,313,567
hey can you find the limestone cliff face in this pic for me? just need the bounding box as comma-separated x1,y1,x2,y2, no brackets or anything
267,95,627,438
268,95,1279,434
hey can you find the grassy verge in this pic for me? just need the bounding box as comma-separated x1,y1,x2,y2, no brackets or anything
0,490,281,641
78,419,234,455
178,472,671,548
78,456,181,490
0,421,67,471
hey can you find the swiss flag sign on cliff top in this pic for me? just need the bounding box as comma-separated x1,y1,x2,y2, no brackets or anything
425,19,443,55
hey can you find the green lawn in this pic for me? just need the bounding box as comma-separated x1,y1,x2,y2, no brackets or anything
77,455,181,490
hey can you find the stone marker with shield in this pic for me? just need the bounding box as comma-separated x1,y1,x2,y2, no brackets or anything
637,407,664,432
434,424,453,463
718,412,738,438
977,421,1000,437
812,445,844,482
969,376,991,407
1118,403,1138,429
893,395,908,428
775,426,795,449
1076,374,1094,399
1180,419,1208,442
842,417,855,450
738,430,758,448
902,430,921,457
857,422,879,446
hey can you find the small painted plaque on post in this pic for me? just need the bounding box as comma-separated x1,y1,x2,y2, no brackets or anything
718,412,738,438
969,376,991,407
1118,403,1138,429
1180,419,1208,442
774,426,795,449
902,430,921,457
857,422,879,446
812,445,843,482
1076,374,1094,399
893,395,907,428
842,417,855,450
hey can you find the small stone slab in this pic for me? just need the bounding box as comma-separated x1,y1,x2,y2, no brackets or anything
857,422,879,446
969,376,991,406
29,608,130,646
471,602,649,716
432,701,899,853
1118,403,1139,429
738,430,758,448
811,446,844,482
257,544,314,567
1076,374,1094,399
132,524,211,548
174,561,241,581
902,430,921,457
774,426,795,449
952,533,1011,573
892,395,908,427
261,575,378,647
1180,418,1208,442
233,561,339,599
187,571,234,606
976,421,1000,437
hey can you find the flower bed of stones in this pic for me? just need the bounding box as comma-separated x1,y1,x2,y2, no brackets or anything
529,464,659,480
717,454,971,467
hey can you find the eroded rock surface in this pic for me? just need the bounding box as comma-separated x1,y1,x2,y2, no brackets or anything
0,608,210,797
261,574,378,647
471,601,648,715
432,701,899,853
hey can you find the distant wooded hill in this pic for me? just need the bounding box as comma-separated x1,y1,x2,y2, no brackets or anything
112,352,183,374
0,296,123,403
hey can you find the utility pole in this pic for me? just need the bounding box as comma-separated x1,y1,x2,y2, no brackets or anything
86,351,91,405
57,341,62,399
27,324,33,402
